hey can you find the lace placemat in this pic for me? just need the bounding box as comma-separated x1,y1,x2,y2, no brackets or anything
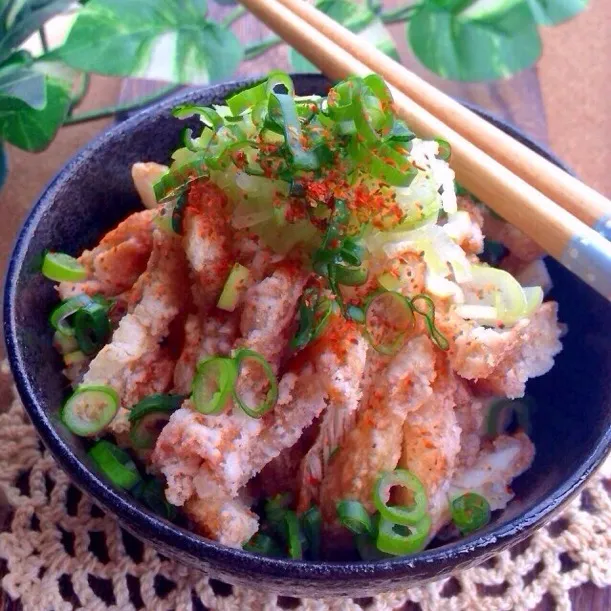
1,362,610,611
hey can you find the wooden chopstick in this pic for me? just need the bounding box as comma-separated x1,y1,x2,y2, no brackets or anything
272,0,611,238
238,0,611,301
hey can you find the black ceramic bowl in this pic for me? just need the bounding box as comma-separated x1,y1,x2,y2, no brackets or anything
4,75,611,597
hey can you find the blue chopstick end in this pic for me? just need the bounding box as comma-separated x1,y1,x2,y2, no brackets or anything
594,214,611,241
561,231,611,301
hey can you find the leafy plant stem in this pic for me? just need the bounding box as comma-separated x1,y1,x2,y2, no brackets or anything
39,27,49,53
244,36,282,61
381,4,419,25
62,83,181,126
222,5,246,28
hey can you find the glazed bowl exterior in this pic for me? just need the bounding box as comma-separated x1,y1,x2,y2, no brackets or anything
4,75,611,597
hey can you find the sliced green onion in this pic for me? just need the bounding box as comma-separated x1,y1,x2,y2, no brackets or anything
435,138,451,161
62,384,119,437
217,263,250,312
243,532,284,557
227,80,268,116
364,290,415,355
50,295,92,337
42,252,87,282
376,514,431,556
410,294,449,351
373,469,427,526
301,505,322,560
88,440,141,489
268,93,319,171
265,70,295,96
153,158,208,203
334,266,368,286
171,104,224,131
284,510,303,559
192,357,237,415
74,301,111,355
128,393,183,450
171,191,187,234
53,330,78,354
312,298,336,340
132,477,177,520
450,493,491,535
232,349,278,418
336,500,374,536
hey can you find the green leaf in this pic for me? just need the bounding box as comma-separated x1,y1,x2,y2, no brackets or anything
0,75,71,151
55,0,243,84
290,0,398,73
0,0,74,63
0,63,46,109
525,0,589,25
408,1,542,81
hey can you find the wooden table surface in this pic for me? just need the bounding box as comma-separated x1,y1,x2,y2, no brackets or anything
1,1,610,609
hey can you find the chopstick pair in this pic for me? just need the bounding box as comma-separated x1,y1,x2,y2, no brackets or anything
239,0,611,302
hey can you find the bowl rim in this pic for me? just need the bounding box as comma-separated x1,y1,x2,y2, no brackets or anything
5,74,611,590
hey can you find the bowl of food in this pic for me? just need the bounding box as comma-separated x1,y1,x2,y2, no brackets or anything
4,73,611,597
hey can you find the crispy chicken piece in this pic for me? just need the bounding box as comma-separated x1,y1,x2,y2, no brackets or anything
183,180,233,311
475,302,563,398
398,362,461,527
430,432,535,536
297,326,369,512
82,230,189,434
319,335,437,525
254,421,320,499
58,209,155,299
454,382,488,469
185,494,258,548
438,302,563,397
153,266,309,545
131,162,168,209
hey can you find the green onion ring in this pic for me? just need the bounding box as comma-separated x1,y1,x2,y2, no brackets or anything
88,440,142,490
435,138,451,161
376,514,431,556
373,469,428,526
62,384,119,437
42,252,87,282
243,533,283,557
227,80,268,116
334,265,368,286
364,290,415,355
171,191,188,234
450,492,491,535
410,294,449,351
284,510,303,559
301,505,322,559
131,477,177,520
192,357,237,415
73,301,111,355
232,349,278,418
336,500,374,536
50,295,92,337
128,393,184,450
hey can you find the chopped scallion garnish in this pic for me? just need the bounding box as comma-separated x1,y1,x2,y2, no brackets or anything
376,514,431,556
373,469,428,526
42,252,87,282
450,493,491,535
232,349,278,418
410,294,449,351
191,357,236,415
62,384,119,437
128,394,184,450
336,500,374,536
364,290,415,355
88,440,141,490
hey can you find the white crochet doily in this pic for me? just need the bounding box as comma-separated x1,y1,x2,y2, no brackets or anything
1,362,610,611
